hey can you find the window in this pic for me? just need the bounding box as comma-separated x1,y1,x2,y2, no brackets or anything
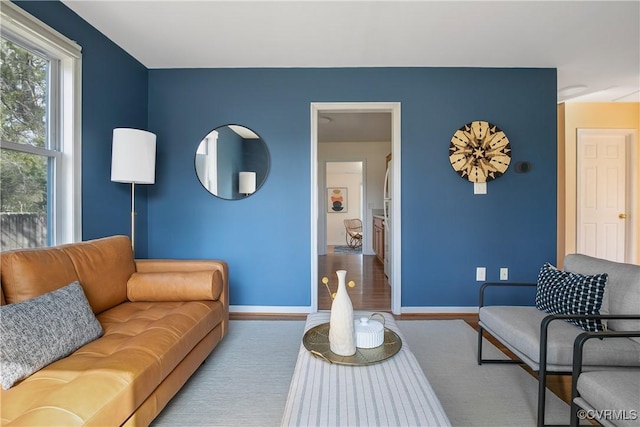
0,2,81,250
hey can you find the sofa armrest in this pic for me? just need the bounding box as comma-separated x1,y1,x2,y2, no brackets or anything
134,259,229,335
478,282,537,308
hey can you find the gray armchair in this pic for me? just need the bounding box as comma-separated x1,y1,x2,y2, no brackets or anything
570,331,640,427
477,254,640,427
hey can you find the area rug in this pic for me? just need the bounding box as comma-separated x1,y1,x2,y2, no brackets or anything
152,320,305,427
332,245,362,254
399,320,571,427
151,319,571,427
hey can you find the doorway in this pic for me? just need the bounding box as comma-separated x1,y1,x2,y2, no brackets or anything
576,129,638,263
310,102,401,314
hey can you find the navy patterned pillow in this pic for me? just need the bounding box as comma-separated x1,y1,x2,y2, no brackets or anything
535,263,608,332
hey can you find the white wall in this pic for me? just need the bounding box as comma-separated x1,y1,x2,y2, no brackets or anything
318,141,391,254
326,172,362,245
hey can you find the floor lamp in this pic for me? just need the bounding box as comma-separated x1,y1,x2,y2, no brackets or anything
111,128,156,254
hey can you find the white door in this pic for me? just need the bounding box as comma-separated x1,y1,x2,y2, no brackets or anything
577,130,627,262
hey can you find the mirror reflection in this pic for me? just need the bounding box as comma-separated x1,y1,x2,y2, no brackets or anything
195,125,270,200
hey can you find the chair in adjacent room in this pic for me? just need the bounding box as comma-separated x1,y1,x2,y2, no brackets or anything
343,219,363,249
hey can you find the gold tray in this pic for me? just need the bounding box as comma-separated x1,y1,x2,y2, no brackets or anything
302,322,402,366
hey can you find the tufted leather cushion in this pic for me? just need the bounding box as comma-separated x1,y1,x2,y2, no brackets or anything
0,299,225,426
134,259,229,337
127,270,223,302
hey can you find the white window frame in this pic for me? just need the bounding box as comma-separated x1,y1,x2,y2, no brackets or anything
1,1,82,245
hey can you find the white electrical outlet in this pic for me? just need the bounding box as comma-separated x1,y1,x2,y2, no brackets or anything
500,268,509,281
476,267,486,281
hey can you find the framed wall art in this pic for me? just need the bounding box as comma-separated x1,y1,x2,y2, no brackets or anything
327,187,347,213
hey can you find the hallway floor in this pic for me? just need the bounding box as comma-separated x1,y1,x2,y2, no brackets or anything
317,248,391,311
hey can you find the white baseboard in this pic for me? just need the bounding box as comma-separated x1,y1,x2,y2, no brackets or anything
401,306,479,314
230,305,478,315
230,305,312,314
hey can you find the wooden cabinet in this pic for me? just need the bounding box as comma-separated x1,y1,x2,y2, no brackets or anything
373,216,385,264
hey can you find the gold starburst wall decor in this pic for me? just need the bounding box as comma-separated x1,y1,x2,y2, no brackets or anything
449,120,511,183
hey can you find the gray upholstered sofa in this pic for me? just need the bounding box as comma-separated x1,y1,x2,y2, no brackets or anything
477,254,640,427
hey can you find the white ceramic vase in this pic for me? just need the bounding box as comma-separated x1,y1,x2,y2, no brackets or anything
329,269,356,356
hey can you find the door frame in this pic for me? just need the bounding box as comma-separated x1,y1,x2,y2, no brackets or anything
310,102,402,314
575,128,638,263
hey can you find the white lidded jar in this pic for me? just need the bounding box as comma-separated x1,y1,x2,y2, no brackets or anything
354,313,385,349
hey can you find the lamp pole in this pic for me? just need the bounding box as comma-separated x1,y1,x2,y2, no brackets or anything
131,182,136,254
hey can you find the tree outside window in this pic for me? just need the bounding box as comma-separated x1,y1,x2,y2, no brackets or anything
1,2,82,251
1,37,51,249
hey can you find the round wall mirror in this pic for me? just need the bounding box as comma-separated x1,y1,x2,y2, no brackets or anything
195,125,270,200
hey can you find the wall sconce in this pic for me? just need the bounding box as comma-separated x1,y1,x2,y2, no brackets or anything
111,128,156,253
239,171,256,196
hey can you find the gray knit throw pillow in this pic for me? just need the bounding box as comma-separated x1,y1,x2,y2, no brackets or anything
0,281,104,389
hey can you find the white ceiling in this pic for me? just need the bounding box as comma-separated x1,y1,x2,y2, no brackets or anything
61,0,639,105
318,112,391,143
327,161,363,175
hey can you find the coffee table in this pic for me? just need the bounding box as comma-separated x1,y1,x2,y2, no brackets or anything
281,311,451,426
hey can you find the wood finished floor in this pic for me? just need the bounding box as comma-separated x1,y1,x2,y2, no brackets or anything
318,249,391,311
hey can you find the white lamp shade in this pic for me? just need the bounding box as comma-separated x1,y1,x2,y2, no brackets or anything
239,171,256,194
111,128,157,184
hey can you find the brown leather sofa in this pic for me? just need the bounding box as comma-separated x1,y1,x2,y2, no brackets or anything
0,235,228,426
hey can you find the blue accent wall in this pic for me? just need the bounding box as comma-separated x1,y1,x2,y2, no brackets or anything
14,1,150,256
148,68,557,308
14,2,557,308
